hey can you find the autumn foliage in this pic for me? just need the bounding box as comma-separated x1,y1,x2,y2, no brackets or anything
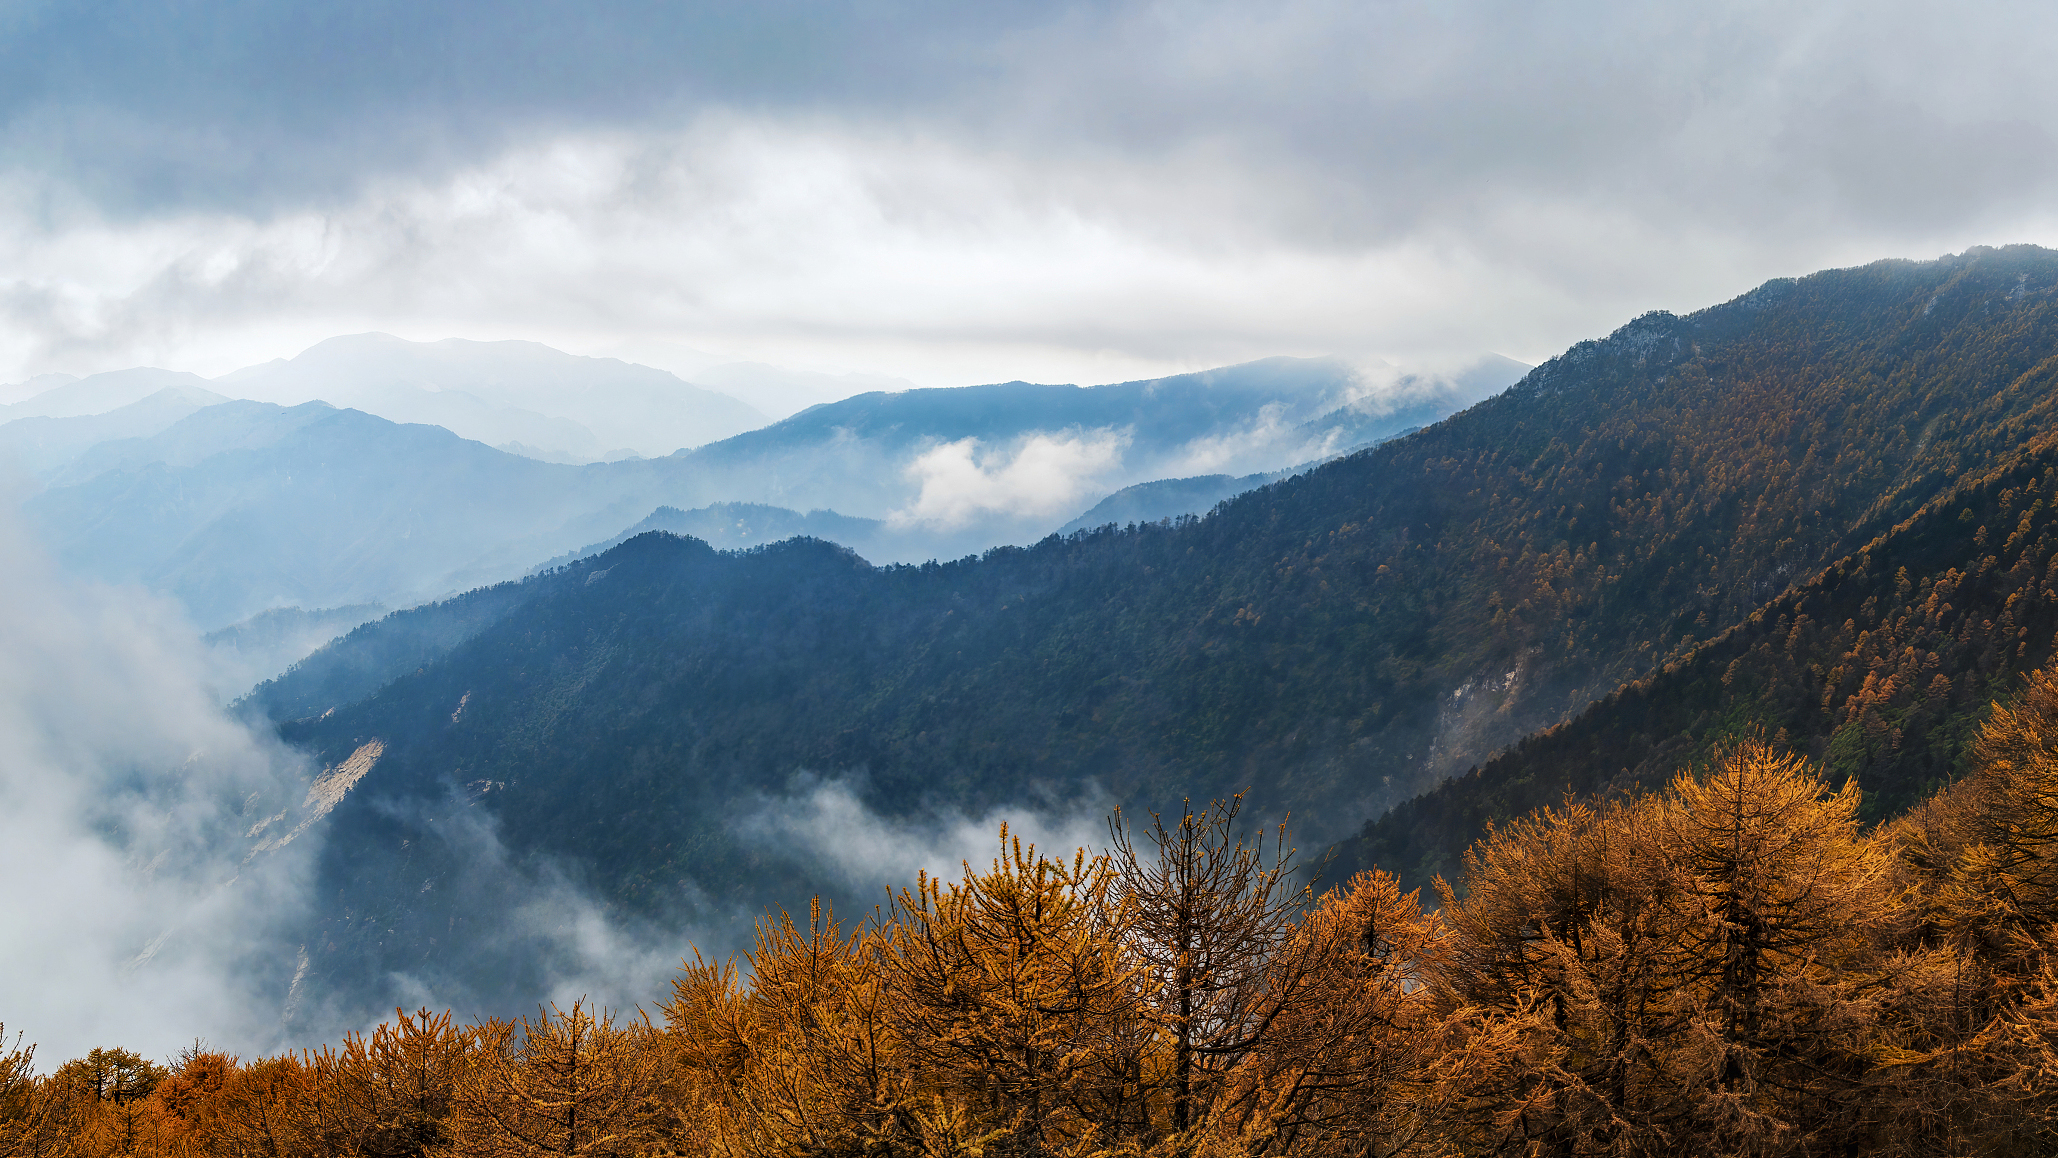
17,669,2058,1155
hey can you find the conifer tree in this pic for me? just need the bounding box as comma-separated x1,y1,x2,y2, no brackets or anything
664,900,926,1158
302,1008,467,1157
1213,871,1445,1158
1648,743,1909,1155
141,1048,311,1158
1430,795,1694,1156
1109,796,1305,1143
1891,666,2058,1149
50,1048,165,1158
447,1002,662,1157
883,825,1145,1157
203,1055,308,1158
1904,664,2058,956
0,1026,56,1158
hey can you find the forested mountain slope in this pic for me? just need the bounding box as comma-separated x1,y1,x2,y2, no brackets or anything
270,245,2058,1018
242,581,540,722
1342,423,2058,890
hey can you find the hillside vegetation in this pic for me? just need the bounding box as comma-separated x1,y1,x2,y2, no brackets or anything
1345,427,2058,889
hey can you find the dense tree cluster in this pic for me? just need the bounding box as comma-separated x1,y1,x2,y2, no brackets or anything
18,666,2058,1156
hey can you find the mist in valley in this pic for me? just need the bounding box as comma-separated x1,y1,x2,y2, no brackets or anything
0,469,1151,1052
0,498,316,1060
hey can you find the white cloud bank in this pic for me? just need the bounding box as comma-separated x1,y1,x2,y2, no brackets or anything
741,776,1113,898
893,428,1133,529
0,495,317,1062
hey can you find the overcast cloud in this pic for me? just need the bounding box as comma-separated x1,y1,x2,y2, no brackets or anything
3,0,2057,387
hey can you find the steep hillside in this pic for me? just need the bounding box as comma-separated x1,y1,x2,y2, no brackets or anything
242,581,540,721
1341,427,2058,890
201,602,388,699
267,246,2058,1018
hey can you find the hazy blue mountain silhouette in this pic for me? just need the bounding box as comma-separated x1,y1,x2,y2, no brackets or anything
24,356,1514,626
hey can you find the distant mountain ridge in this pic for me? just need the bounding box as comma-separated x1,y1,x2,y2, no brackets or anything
0,385,228,480
1055,472,1292,536
20,355,1514,627
0,367,218,420
677,354,1504,519
22,401,671,627
526,504,893,575
0,371,76,406
216,333,769,461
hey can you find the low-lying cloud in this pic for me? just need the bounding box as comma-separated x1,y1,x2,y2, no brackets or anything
741,775,1114,899
350,798,726,1030
892,428,1131,529
1160,402,1325,479
0,495,318,1063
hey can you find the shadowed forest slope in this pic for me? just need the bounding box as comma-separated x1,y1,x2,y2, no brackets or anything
1341,420,2058,891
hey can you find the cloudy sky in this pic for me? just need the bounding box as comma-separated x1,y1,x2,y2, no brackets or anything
4,0,2056,388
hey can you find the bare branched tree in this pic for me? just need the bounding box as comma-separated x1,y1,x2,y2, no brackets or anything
1110,794,1308,1142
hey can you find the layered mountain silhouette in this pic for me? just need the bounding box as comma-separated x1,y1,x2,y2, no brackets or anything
18,354,1507,628
244,246,2058,1022
22,402,666,627
215,334,769,461
674,355,1516,525
0,385,229,480
0,367,220,420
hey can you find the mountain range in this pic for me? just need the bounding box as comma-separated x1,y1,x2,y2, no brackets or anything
233,244,2058,1024
0,384,230,481
11,352,1519,628
214,334,770,462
